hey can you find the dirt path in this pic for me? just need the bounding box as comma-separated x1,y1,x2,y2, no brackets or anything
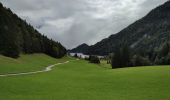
0,59,79,77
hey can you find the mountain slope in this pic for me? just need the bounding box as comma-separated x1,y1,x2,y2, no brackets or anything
0,3,66,58
69,43,89,54
87,0,170,56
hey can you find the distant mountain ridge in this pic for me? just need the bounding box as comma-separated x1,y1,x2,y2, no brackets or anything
0,3,66,58
69,43,89,54
86,0,170,55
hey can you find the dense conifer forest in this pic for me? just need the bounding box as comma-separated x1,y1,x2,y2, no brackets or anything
0,3,66,58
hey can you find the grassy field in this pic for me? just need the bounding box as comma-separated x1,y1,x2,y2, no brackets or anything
0,54,70,74
0,54,170,100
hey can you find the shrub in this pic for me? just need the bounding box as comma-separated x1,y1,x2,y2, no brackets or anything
89,55,100,64
84,57,89,61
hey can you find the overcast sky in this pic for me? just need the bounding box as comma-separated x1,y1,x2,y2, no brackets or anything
0,0,168,49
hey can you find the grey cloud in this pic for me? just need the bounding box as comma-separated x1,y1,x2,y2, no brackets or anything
0,0,168,49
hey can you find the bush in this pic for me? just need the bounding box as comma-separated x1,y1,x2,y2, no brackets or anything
89,55,100,64
84,57,89,61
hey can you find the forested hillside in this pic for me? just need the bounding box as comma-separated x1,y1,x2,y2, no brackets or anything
0,3,66,58
87,0,170,56
69,43,89,54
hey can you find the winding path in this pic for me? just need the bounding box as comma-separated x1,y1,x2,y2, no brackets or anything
0,59,79,77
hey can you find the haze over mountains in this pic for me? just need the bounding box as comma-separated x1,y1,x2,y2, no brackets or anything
71,0,170,56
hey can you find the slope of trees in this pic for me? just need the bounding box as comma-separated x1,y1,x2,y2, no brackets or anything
0,3,66,58
111,42,170,68
155,42,170,65
69,43,89,54
87,0,170,56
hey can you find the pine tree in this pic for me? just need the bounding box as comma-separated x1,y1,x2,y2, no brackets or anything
111,44,131,68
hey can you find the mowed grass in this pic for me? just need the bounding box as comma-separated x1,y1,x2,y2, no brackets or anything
0,54,70,74
0,55,170,100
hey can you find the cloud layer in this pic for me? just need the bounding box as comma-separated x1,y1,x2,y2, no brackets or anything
0,0,168,49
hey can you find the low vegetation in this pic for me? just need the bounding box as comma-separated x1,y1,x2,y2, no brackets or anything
89,55,100,64
0,54,69,74
0,1,170,99
0,56,170,100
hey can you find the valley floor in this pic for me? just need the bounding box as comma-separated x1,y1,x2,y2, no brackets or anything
0,54,170,100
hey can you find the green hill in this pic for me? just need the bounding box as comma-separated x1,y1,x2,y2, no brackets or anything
0,54,70,74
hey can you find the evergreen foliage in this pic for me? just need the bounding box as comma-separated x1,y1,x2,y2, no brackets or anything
131,55,151,66
111,44,131,68
155,42,170,65
89,55,100,64
87,1,170,56
0,3,66,58
69,43,89,54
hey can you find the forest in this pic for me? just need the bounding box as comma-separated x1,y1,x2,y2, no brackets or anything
0,3,66,58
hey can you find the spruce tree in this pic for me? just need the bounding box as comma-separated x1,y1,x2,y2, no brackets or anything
111,44,131,68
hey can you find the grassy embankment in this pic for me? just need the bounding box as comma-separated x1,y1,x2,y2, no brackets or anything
0,54,71,74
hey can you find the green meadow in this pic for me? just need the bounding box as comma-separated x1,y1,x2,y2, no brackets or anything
0,54,70,74
0,54,170,100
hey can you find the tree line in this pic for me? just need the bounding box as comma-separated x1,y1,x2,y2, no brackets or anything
72,41,170,68
111,41,170,68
